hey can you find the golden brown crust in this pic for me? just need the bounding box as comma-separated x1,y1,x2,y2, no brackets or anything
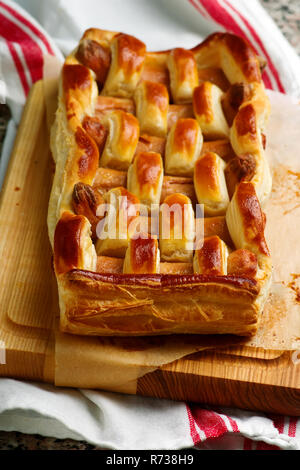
193,82,229,140
222,83,253,126
135,134,166,157
54,212,96,275
136,152,162,188
194,152,229,215
76,39,111,88
165,118,203,177
193,83,213,122
192,32,261,84
194,236,228,275
235,182,269,256
159,193,195,262
225,153,256,199
159,262,193,275
81,28,118,44
134,81,169,137
74,126,99,180
95,186,140,258
127,151,164,208
100,110,140,170
62,63,92,98
222,34,261,83
123,236,160,274
115,34,146,75
197,67,230,92
96,256,196,276
57,269,260,336
49,28,272,337
82,115,107,154
202,139,235,162
160,175,196,205
93,167,197,204
227,249,258,277
54,212,85,275
48,61,99,246
167,48,198,104
102,33,146,98
72,182,103,239
226,181,270,257
235,103,257,138
95,95,135,115
171,119,200,156
203,216,233,247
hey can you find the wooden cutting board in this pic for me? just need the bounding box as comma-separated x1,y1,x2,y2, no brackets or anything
0,80,299,416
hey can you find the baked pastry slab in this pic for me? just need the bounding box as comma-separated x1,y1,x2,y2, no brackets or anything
49,28,272,337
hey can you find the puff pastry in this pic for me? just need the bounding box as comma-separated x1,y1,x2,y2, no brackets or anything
165,118,203,177
134,80,169,137
193,82,229,140
102,33,146,97
194,152,229,216
159,193,195,262
193,235,229,275
99,110,139,170
167,48,199,104
127,151,164,210
95,187,140,257
49,28,272,337
123,235,160,274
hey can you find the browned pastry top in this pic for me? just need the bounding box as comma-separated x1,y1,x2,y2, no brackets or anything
48,27,272,337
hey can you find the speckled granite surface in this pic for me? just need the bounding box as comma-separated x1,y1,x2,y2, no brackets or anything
262,0,300,55
0,431,100,451
0,0,299,451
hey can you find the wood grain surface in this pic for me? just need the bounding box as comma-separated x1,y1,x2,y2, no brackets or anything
0,80,299,416
138,350,300,415
0,81,55,382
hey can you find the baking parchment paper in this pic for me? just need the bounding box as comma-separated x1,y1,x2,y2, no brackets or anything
43,59,300,391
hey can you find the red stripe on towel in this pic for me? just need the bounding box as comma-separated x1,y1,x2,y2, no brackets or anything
0,1,54,54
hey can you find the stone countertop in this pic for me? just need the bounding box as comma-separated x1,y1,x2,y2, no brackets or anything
0,0,300,451
262,0,300,55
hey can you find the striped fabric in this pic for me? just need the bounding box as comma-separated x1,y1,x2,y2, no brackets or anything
186,405,300,450
0,0,62,120
0,0,55,95
190,0,300,98
189,0,285,92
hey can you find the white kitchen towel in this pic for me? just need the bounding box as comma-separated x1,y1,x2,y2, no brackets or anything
0,0,300,450
11,0,300,94
0,379,299,450
3,0,300,122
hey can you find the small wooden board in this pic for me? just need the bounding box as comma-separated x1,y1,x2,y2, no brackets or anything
0,81,299,416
